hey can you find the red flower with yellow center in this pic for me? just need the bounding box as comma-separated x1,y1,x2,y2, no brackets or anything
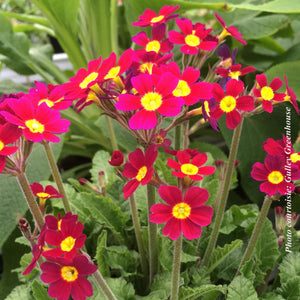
1,97,70,143
251,154,300,196
152,129,171,150
122,146,158,199
40,255,97,300
161,62,212,105
0,123,22,173
43,217,86,259
215,64,255,80
215,13,247,45
200,98,219,131
29,82,72,111
167,149,215,181
253,74,285,113
212,79,254,129
169,19,218,55
149,185,213,240
116,72,184,129
132,5,179,27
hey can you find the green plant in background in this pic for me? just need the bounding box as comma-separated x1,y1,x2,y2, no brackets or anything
0,0,300,299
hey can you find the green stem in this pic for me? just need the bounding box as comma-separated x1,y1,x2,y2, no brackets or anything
170,234,183,300
110,0,118,55
236,195,272,275
16,172,44,230
105,116,118,150
201,118,244,267
147,184,159,284
42,141,71,212
129,194,149,284
175,125,182,150
93,269,117,300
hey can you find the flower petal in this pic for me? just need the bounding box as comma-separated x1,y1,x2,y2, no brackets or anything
158,185,183,205
181,218,202,240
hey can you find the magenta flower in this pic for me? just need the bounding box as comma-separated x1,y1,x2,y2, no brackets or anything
1,96,70,143
150,185,213,240
212,79,254,129
122,146,158,199
215,64,256,80
161,62,212,105
40,255,97,300
116,72,184,129
169,19,218,55
251,154,300,196
283,74,299,114
152,129,171,150
132,5,179,27
253,74,285,113
167,149,215,181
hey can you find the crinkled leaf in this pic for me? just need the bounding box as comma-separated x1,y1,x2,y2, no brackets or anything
179,285,227,300
208,239,243,272
260,293,285,300
0,79,29,96
279,252,300,285
95,230,110,277
32,280,52,300
155,158,177,186
240,259,255,282
191,266,210,287
277,277,300,300
279,227,300,261
227,275,258,300
254,218,280,273
4,284,32,300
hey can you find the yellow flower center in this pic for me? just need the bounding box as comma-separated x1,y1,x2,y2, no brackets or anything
181,163,198,175
204,101,210,117
172,202,191,219
136,166,147,181
25,119,45,134
268,171,284,184
0,141,4,151
104,66,121,80
284,95,291,102
228,71,241,80
79,72,98,89
58,219,62,231
146,40,161,53
155,136,164,145
220,96,236,113
151,15,164,23
291,153,300,163
38,99,54,107
37,192,51,199
140,62,154,74
261,86,274,101
60,236,76,252
141,92,162,111
173,80,191,97
185,34,200,47
61,266,78,282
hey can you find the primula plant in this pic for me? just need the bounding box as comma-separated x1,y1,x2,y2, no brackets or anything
0,1,300,300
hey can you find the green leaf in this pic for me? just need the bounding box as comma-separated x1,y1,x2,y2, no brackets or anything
260,293,285,300
179,285,227,300
106,245,139,277
279,252,300,285
0,141,63,248
254,219,280,273
71,192,129,243
227,275,258,300
0,79,29,96
155,158,177,186
279,227,300,260
208,239,243,272
277,277,300,300
234,15,289,40
4,285,33,300
32,280,52,300
95,230,110,277
240,259,255,282
190,141,227,160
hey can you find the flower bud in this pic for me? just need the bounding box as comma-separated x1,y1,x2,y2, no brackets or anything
108,150,124,166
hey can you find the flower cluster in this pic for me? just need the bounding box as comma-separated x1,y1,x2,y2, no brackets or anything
23,212,97,300
251,136,300,196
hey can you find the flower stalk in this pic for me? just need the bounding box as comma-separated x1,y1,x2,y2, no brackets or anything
201,118,244,267
236,195,273,275
93,269,118,300
42,141,71,212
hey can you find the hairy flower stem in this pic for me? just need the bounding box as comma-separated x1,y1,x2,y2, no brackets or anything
129,194,149,284
42,141,71,212
147,184,159,284
17,172,44,230
236,195,273,275
170,234,183,300
105,116,118,150
175,125,182,150
201,119,244,267
93,269,118,300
